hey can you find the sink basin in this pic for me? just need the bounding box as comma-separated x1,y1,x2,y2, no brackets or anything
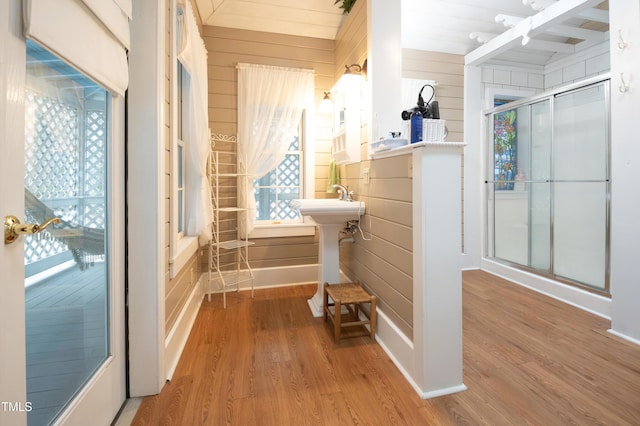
290,198,366,317
290,198,365,224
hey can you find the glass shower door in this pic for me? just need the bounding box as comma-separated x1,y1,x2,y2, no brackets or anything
492,105,528,265
552,84,609,290
488,79,609,292
491,100,552,273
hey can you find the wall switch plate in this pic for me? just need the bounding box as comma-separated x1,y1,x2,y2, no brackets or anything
363,167,370,184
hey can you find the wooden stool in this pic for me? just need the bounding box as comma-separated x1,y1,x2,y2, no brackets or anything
323,282,376,343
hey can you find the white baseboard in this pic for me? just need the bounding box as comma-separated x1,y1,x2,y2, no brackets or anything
372,307,467,399
480,259,611,319
373,309,421,392
607,329,640,346
164,274,204,381
422,384,468,399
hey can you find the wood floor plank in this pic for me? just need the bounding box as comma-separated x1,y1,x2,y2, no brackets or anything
133,270,640,425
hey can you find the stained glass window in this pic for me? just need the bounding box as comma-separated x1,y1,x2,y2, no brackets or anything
494,109,517,190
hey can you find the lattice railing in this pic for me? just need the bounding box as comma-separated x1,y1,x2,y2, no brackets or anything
23,92,106,267
253,135,301,221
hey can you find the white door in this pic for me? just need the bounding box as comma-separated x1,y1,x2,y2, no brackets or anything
0,1,126,425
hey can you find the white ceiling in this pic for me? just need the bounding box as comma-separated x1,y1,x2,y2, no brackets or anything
194,0,346,40
193,0,609,66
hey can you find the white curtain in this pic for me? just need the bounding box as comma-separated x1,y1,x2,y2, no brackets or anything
237,63,314,236
24,0,131,96
177,0,212,246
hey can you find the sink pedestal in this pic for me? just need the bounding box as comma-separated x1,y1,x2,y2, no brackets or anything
307,223,341,317
289,198,365,317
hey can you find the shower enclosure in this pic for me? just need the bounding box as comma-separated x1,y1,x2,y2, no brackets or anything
486,77,610,292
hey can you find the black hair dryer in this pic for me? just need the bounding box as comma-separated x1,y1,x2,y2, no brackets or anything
401,84,440,120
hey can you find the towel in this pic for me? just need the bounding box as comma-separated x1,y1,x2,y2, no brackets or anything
327,159,340,192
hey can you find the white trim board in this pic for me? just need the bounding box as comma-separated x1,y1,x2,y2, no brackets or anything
374,307,468,399
480,259,611,319
164,274,205,381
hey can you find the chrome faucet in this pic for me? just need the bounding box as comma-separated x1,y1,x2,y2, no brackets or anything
331,184,353,201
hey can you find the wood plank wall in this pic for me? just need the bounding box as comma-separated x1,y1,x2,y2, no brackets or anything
342,155,414,338
203,26,337,271
341,47,465,338
402,49,465,142
403,49,466,251
193,2,466,341
331,0,416,337
334,0,367,82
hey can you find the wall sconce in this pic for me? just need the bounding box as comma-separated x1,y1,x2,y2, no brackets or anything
319,91,333,113
343,59,367,79
334,59,367,93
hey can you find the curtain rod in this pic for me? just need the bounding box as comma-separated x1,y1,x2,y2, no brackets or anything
235,63,314,74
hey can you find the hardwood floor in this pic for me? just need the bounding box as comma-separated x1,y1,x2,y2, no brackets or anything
132,270,640,425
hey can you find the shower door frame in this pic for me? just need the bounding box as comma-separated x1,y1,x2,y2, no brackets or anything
485,74,611,294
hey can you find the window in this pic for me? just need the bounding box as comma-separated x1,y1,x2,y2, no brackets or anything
493,108,517,190
176,62,187,236
253,117,304,224
169,1,202,278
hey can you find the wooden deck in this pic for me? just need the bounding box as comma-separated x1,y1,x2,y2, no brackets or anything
25,263,107,425
132,270,640,425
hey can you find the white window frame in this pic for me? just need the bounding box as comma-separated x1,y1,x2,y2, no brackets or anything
249,109,316,239
176,139,185,236
169,2,197,277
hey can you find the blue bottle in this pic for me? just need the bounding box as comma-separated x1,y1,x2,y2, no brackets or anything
410,110,422,143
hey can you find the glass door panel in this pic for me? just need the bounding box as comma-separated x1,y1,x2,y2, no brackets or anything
554,84,608,181
529,100,552,272
24,40,109,425
553,83,609,290
493,188,529,265
529,182,551,271
493,106,525,264
492,101,552,272
553,182,607,289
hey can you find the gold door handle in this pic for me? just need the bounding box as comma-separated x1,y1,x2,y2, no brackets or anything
4,215,61,245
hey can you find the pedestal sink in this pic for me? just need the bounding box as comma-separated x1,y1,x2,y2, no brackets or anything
290,198,365,317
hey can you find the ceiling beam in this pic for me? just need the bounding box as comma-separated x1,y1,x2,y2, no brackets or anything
524,0,610,23
495,13,608,42
466,0,605,65
544,24,608,41
524,39,576,53
577,8,609,24
469,32,498,44
495,14,524,28
470,31,577,53
523,0,556,11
